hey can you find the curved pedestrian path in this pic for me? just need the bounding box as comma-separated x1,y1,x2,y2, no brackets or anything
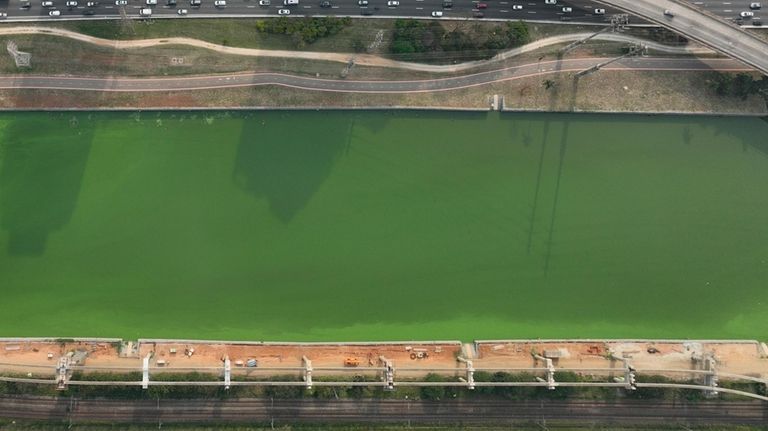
0,57,749,93
0,26,714,73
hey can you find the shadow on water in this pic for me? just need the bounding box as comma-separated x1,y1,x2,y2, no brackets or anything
232,112,352,222
542,76,579,274
0,114,94,256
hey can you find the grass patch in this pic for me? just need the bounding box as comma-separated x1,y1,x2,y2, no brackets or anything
49,18,394,53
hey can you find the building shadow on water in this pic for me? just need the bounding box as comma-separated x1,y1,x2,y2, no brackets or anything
232,113,353,222
0,114,94,256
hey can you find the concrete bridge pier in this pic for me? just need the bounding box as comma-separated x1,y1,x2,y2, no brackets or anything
56,356,70,390
223,356,231,390
302,356,313,389
142,353,151,389
379,356,394,390
533,354,556,390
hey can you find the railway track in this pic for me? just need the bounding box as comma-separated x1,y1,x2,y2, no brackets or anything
2,396,766,425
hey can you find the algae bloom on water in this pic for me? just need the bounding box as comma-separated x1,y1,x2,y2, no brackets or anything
0,111,767,341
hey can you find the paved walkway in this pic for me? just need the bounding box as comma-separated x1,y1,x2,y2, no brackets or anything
0,57,750,93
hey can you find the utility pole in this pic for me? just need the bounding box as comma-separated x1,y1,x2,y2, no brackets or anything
561,14,630,54
576,43,646,77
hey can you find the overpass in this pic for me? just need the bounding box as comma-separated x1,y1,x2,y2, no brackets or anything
595,0,768,75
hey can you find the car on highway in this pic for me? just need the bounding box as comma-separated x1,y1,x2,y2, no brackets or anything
442,0,452,7
20,1,31,8
190,0,201,6
42,1,54,7
48,9,60,15
749,2,761,9
139,7,152,15
259,0,270,4
740,10,754,17
476,2,487,8
167,0,176,5
177,7,187,13
561,6,571,12
387,0,398,6
357,0,367,5
753,18,763,25
278,7,289,13
431,10,442,16
66,1,77,7
146,0,157,5
512,4,522,9
214,0,225,6
544,0,555,4
594,8,605,14
86,1,98,6
115,0,128,5
0,12,7,17
663,9,674,17
320,1,331,7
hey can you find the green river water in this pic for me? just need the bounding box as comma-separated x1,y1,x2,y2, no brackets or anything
0,111,767,341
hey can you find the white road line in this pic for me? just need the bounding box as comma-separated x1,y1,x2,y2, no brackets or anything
415,6,422,9
527,10,535,13
500,9,508,12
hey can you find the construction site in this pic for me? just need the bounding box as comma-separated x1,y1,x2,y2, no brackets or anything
0,338,766,401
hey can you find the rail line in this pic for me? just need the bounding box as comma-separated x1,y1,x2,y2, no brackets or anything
1,396,766,424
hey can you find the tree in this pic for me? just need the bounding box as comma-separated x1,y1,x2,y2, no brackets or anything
420,373,446,400
390,40,416,54
352,38,367,53
506,21,530,46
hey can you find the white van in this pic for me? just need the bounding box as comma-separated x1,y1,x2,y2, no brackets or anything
283,0,298,5
139,7,152,15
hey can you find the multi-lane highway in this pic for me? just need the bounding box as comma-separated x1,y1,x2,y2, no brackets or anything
0,0,763,24
597,0,768,73
690,0,765,23
0,0,624,22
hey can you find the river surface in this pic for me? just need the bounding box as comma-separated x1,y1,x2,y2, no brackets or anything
0,111,767,341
